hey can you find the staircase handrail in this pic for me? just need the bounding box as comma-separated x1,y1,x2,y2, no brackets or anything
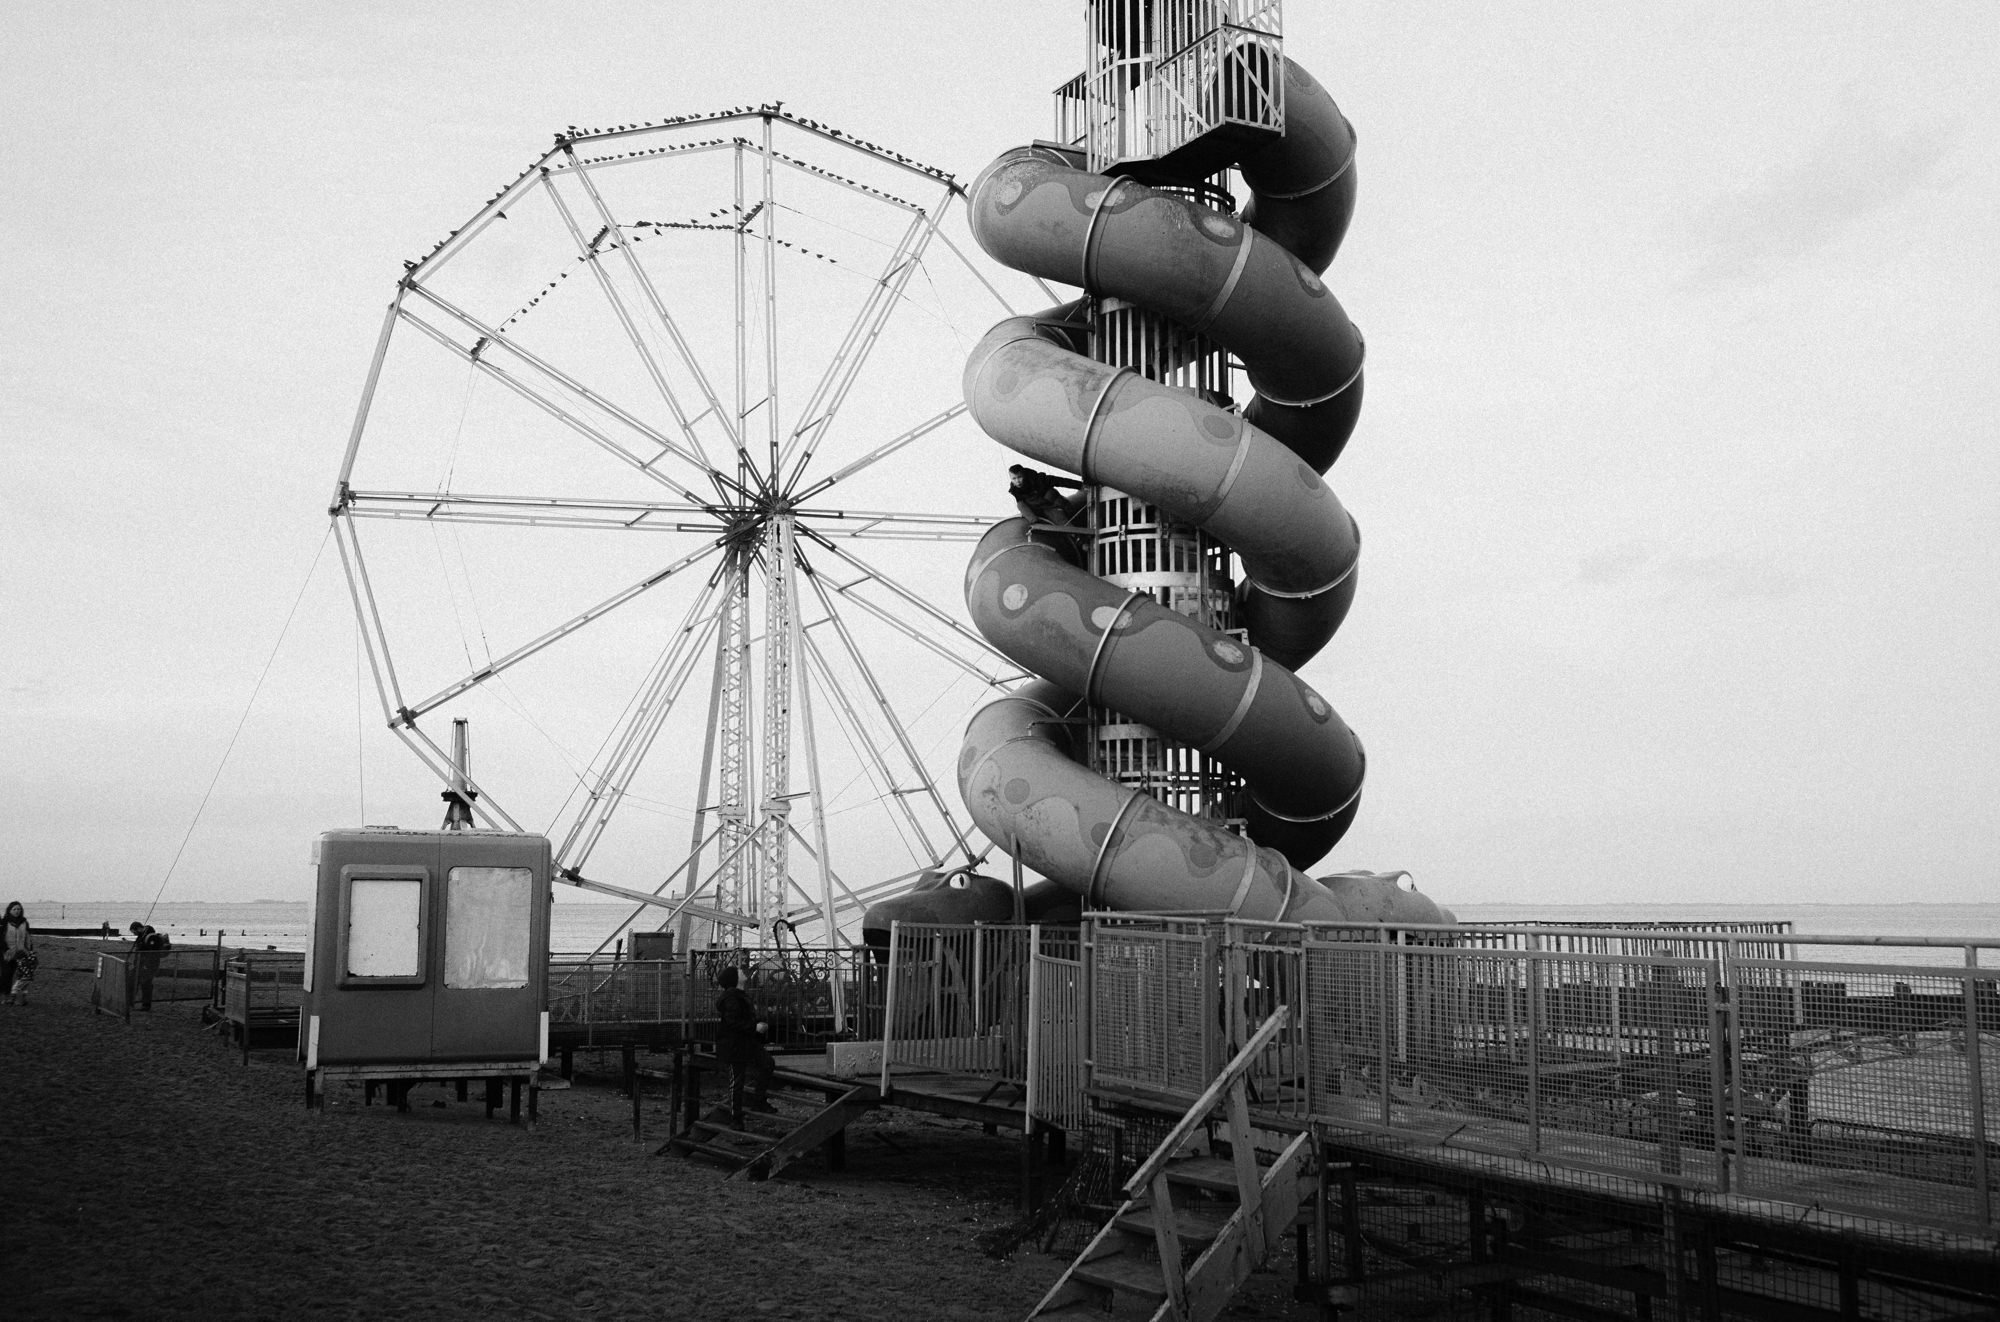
1122,1006,1289,1199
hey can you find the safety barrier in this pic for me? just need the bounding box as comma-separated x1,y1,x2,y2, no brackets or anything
221,952,305,1061
91,952,129,1019
1078,917,2000,1238
1029,930,1087,1132
875,922,1087,1134
1088,918,1221,1104
879,923,1032,1080
545,947,880,1050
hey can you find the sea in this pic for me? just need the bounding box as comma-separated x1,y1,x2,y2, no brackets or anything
23,898,2000,968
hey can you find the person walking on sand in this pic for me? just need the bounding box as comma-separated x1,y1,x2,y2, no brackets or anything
714,965,775,1125
2,901,35,1005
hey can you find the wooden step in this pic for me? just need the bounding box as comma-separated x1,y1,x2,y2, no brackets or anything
734,1084,876,1183
1163,1156,1254,1196
689,1121,777,1146
1070,1247,1169,1303
1116,1202,1234,1248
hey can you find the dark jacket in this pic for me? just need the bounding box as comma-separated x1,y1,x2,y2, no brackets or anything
715,986,762,1064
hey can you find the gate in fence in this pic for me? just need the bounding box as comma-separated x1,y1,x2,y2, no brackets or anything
877,922,1089,1134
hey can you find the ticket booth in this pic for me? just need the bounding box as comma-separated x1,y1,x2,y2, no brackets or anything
303,827,551,1119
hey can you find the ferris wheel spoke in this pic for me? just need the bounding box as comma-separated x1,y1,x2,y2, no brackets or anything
401,285,743,502
394,306,718,508
342,489,730,534
930,225,1068,319
778,199,948,489
799,553,986,860
796,508,990,542
553,150,749,464
394,720,525,832
564,819,726,962
801,534,1025,685
789,403,967,506
539,167,723,477
555,575,731,871
402,538,726,724
798,628,940,866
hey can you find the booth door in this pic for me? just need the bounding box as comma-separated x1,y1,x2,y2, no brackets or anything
431,861,541,1061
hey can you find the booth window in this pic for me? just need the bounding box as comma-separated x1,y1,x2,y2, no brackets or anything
445,866,533,989
345,877,424,979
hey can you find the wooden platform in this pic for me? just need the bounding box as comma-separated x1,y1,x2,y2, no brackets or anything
777,1055,1036,1132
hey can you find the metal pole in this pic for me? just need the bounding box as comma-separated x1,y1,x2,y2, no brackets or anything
681,597,733,953
1965,947,1991,1229
332,293,404,502
879,920,900,1099
1525,941,1542,1156
761,110,781,486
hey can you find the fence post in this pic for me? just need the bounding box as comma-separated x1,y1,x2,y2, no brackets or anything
1377,945,1392,1129
1964,948,1991,1230
1525,940,1542,1156
1710,956,1729,1194
1225,925,1246,1056
1081,919,1095,1096
972,922,984,1038
1299,936,1315,1120
879,921,900,1100
1026,925,1041,1133
1395,928,1409,1066
1657,959,1682,1178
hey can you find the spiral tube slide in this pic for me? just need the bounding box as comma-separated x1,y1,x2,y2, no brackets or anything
954,58,1450,926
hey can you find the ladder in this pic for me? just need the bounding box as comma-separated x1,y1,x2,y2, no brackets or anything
1028,1008,1315,1321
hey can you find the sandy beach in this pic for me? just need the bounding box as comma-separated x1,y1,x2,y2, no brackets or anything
4,939,1095,1320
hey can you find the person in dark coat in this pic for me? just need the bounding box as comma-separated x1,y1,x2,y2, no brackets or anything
714,965,774,1123
2,901,34,1005
129,921,171,1011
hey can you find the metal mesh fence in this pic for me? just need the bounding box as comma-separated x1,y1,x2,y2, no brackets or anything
1081,917,2000,1241
882,923,1032,1079
128,945,220,1006
1730,956,1997,1233
1088,923,1216,1101
1030,932,1086,1132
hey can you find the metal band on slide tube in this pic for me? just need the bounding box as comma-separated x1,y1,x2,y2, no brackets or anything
1078,177,1133,291
966,531,1036,590
1086,788,1146,908
1083,589,1147,706
1251,349,1365,410
1209,421,1256,510
1078,367,1134,485
1246,555,1357,601
1253,137,1357,201
1272,871,1300,922
1201,649,1264,754
1187,227,1255,336
1224,849,1262,917
1253,773,1364,825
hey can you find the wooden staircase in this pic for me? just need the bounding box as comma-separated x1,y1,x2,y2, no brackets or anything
663,1076,878,1182
1028,1009,1315,1322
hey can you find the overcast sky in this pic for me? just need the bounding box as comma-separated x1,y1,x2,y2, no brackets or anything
4,2,1996,910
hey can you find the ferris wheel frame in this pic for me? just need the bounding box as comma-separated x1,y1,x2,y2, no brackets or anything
328,105,1052,952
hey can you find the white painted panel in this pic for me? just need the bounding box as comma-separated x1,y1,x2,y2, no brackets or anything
346,878,422,977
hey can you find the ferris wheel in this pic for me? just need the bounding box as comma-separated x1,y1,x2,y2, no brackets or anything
330,106,1050,948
